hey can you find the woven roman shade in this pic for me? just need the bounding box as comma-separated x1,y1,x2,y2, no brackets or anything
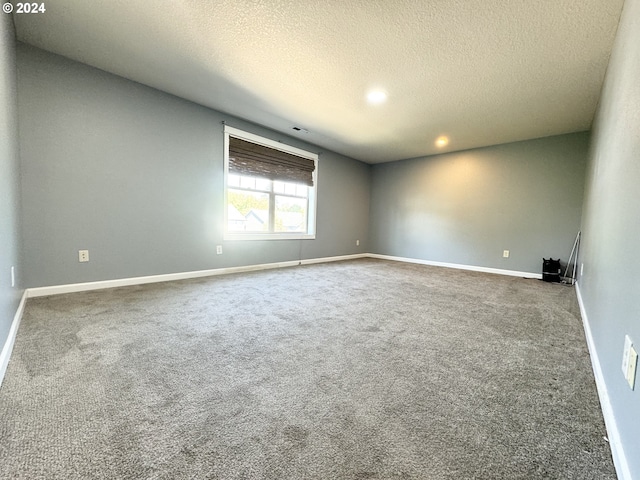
229,137,315,186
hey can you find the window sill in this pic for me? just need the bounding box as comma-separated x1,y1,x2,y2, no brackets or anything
224,233,316,241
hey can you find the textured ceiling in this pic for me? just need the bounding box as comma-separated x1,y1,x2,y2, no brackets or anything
13,0,624,163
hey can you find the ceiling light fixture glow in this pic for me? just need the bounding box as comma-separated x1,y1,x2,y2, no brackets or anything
366,89,387,105
435,136,449,148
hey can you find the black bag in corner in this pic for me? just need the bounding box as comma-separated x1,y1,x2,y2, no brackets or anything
542,258,561,282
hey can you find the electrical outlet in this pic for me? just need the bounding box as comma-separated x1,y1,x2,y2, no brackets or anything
78,250,89,262
11,266,15,287
216,245,223,255
356,240,360,246
622,335,633,375
622,335,638,390
503,250,510,258
627,345,638,390
581,263,584,276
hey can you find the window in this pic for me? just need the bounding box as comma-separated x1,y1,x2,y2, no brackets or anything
224,126,318,240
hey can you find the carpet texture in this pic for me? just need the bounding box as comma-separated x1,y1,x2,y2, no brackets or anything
0,259,615,479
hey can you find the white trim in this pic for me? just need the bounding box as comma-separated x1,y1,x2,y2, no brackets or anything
26,253,542,298
301,254,367,265
224,125,318,160
225,233,316,241
0,290,27,387
27,261,299,298
575,284,632,480
26,254,369,298
367,254,542,279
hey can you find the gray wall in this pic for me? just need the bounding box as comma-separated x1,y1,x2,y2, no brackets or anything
579,0,640,475
0,18,23,350
370,133,588,274
17,44,370,288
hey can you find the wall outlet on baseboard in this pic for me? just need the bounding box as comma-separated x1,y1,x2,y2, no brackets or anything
216,245,223,255
622,335,637,390
11,266,15,287
356,240,360,246
78,250,89,262
503,250,510,258
627,345,638,390
622,335,633,374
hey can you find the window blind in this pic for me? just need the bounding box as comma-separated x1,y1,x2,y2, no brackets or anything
229,137,315,186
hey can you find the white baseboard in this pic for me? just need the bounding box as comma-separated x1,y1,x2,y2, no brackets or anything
301,253,367,265
27,262,295,298
368,254,542,279
27,253,539,298
575,283,631,480
27,254,370,298
0,290,27,387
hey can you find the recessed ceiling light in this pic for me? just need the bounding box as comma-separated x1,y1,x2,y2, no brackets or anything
366,89,387,105
435,136,449,148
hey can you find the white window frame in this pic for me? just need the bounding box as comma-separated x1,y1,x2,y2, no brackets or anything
223,125,318,241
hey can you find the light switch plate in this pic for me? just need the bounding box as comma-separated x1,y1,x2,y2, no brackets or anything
622,335,633,375
626,345,638,390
